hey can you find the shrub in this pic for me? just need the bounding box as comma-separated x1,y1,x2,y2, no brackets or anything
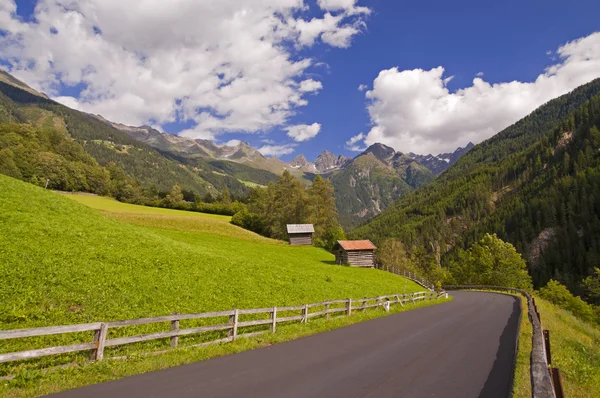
539,280,599,324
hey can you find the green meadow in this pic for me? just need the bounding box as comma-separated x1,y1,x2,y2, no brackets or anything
0,174,441,395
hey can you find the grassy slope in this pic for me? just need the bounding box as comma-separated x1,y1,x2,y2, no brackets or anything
64,194,231,220
512,295,600,397
1,175,444,395
1,175,424,329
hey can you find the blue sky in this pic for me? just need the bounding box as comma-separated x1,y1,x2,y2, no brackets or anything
2,0,600,161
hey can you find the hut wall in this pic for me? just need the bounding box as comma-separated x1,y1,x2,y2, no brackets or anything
289,233,313,246
346,250,374,267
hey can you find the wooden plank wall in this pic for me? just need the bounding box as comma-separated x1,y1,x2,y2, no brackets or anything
336,250,374,267
289,233,313,246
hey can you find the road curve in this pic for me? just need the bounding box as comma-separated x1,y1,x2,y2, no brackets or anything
49,292,521,398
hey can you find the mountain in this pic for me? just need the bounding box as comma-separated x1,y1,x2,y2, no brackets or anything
332,143,434,229
0,70,279,198
313,150,351,172
352,78,600,292
409,142,475,175
289,154,317,173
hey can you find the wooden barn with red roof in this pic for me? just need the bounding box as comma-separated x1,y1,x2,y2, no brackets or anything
333,240,377,267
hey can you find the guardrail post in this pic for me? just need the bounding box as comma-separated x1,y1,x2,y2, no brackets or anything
229,309,239,341
271,307,277,333
543,330,552,365
92,323,108,361
347,298,352,316
170,313,180,348
550,368,565,398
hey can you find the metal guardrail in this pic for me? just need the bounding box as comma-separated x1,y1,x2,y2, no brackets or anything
0,291,445,366
444,285,564,398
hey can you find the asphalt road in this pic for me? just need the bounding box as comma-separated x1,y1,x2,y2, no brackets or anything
50,292,521,398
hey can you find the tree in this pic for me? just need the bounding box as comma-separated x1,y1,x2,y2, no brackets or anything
163,184,184,208
583,267,600,303
219,187,231,204
448,234,532,290
238,171,343,244
377,240,414,273
309,175,341,249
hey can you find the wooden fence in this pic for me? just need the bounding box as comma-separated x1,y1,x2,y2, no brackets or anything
444,286,563,398
375,263,436,291
0,291,445,366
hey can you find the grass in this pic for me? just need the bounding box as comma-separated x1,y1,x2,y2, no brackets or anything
0,175,442,394
64,193,231,221
534,296,600,397
512,292,532,398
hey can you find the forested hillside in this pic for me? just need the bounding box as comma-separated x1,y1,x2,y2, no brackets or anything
353,78,600,293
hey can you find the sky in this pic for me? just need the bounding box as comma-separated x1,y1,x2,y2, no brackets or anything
1,0,600,161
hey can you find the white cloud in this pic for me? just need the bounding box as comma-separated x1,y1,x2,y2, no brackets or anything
0,0,369,138
299,79,323,93
285,122,321,142
317,0,370,15
476,71,484,77
345,132,366,151
358,84,368,91
258,143,296,157
361,32,600,154
0,0,26,34
224,139,241,147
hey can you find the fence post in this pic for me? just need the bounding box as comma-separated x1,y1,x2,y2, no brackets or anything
325,302,330,320
302,304,308,323
362,297,367,312
347,298,352,316
410,293,415,304
170,313,180,348
91,323,108,361
271,307,277,333
229,309,239,341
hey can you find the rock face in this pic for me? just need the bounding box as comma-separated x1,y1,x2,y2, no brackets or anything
289,154,317,173
314,150,350,172
409,142,475,175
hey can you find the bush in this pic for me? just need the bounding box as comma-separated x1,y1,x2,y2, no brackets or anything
539,280,599,324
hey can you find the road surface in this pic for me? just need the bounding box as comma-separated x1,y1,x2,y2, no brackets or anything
50,291,521,398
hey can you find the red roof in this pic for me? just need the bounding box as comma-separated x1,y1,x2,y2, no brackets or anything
337,240,377,251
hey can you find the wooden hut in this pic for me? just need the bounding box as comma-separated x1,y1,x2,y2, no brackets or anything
334,240,377,267
286,224,314,245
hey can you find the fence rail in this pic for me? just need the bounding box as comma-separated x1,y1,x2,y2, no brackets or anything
0,291,446,366
444,285,563,398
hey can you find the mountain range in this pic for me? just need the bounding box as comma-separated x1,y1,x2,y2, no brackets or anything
0,68,471,228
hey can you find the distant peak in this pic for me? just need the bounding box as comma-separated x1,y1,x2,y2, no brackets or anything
362,142,396,163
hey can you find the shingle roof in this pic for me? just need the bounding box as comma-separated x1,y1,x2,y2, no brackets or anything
337,240,377,251
286,224,315,233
